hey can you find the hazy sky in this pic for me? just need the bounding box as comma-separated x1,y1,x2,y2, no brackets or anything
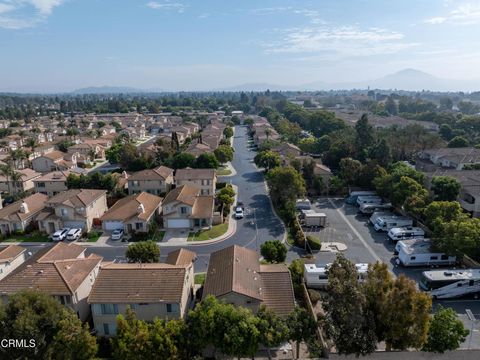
1,0,480,92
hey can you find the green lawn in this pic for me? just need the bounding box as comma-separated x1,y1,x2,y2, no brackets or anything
2,232,51,243
86,231,102,243
217,167,232,176
194,273,206,285
188,223,229,242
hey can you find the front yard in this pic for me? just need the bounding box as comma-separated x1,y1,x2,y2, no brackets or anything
188,223,228,242
217,166,232,176
1,231,51,243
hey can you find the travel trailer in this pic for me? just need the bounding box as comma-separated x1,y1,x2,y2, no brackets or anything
387,227,425,242
356,196,383,207
300,209,326,227
374,215,413,232
395,239,456,267
369,211,394,226
304,263,369,289
345,191,376,205
358,203,393,215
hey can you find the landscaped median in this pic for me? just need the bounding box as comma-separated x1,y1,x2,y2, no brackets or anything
187,223,228,242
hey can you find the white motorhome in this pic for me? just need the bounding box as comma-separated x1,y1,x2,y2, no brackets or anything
359,203,392,215
395,239,456,267
356,196,382,207
304,263,369,289
420,269,480,291
369,211,394,226
387,227,425,242
345,191,376,205
374,215,413,232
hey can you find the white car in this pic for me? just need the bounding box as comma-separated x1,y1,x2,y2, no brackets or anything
52,228,70,242
66,228,82,241
111,229,124,241
235,206,244,219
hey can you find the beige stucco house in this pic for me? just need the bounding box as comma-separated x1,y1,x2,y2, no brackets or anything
0,245,28,281
175,168,216,196
0,193,48,235
33,170,75,196
0,242,103,321
31,151,77,173
88,248,196,336
100,192,162,233
127,166,174,196
203,245,295,316
162,184,214,229
0,168,42,194
37,189,108,234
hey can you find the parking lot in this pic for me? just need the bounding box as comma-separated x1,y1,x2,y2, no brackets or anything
307,197,480,349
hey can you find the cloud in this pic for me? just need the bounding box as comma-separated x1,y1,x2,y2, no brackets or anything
146,1,186,13
264,25,417,59
425,2,480,25
0,0,65,29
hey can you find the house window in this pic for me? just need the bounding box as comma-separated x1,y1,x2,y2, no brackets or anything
130,304,138,310
37,182,45,188
166,303,179,313
61,208,68,216
180,207,187,214
103,323,116,335
135,223,143,230
100,304,118,315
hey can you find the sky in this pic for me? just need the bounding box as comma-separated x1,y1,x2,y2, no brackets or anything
1,0,480,92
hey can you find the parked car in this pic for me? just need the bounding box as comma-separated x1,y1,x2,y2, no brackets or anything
52,228,70,241
66,228,82,241
236,200,244,210
111,229,124,241
235,206,244,219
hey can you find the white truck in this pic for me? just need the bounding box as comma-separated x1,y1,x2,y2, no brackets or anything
373,215,413,232
304,263,369,289
387,227,425,241
301,209,326,227
395,238,456,267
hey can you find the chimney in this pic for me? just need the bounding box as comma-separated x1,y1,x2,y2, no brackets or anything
137,203,145,214
122,171,128,179
19,202,29,214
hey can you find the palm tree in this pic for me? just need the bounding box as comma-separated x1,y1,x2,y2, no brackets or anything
0,164,13,195
9,170,25,195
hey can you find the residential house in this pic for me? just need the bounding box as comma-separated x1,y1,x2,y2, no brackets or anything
33,170,84,196
162,185,214,229
274,142,302,159
101,192,162,233
38,189,108,234
417,148,480,171
0,245,27,281
175,168,216,196
185,142,213,158
203,245,295,316
68,143,105,162
0,193,48,235
0,242,103,321
127,166,174,195
88,248,196,336
0,168,41,194
32,150,77,173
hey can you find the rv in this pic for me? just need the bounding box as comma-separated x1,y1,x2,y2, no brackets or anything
420,269,480,291
395,239,456,267
358,203,393,215
374,215,413,232
369,211,394,226
345,191,376,205
296,199,312,210
356,196,383,207
300,209,326,227
387,227,425,242
304,263,369,289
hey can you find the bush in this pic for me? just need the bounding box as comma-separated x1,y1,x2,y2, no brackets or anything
307,235,321,252
308,289,321,304
260,240,288,263
289,220,305,247
88,230,100,239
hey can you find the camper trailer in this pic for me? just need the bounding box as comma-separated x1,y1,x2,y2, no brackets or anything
369,211,394,226
304,263,369,289
374,215,413,232
300,210,326,227
358,203,393,215
395,239,456,267
345,191,376,205
356,196,383,207
387,227,425,242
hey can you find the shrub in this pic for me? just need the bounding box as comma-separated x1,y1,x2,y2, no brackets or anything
88,230,100,239
307,235,321,252
308,289,321,304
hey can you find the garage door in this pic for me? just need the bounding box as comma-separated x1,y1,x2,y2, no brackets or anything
166,219,190,229
103,221,124,231
63,221,86,230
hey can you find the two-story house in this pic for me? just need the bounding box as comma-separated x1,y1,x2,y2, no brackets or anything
203,245,295,316
0,168,42,194
100,192,162,233
31,150,77,173
33,170,82,196
127,166,174,195
0,245,28,281
162,185,214,229
88,248,196,336
417,148,480,171
37,189,108,234
0,193,48,235
175,168,216,196
0,242,103,321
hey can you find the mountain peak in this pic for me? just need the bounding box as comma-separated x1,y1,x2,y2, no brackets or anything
390,68,436,78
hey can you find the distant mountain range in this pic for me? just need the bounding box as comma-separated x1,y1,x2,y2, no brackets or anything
71,69,480,94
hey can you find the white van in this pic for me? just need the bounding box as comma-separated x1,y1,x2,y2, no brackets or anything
374,216,413,232
296,199,312,210
359,203,392,215
369,211,394,226
395,239,456,267
387,227,425,242
345,191,376,205
356,196,382,207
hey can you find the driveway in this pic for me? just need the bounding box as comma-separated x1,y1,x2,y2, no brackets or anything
163,229,189,244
